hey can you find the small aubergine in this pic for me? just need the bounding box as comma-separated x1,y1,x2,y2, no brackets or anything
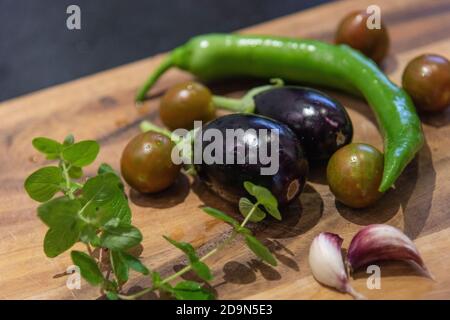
194,114,309,206
254,87,353,161
212,84,353,162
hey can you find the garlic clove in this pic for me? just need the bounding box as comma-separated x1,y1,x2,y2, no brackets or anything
309,232,366,299
347,224,432,278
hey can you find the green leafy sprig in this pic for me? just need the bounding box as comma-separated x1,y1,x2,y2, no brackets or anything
25,135,281,300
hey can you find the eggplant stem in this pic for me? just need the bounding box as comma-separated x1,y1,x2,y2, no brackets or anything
212,95,244,112
212,78,285,113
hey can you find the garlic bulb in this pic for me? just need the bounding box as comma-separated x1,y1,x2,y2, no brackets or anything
309,232,366,299
347,224,432,278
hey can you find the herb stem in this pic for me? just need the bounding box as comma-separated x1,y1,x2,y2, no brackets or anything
117,202,260,300
86,244,93,257
241,202,258,228
61,161,74,200
98,248,104,270
159,202,257,285
117,287,154,300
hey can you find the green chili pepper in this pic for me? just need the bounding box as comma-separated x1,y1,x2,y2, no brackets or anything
136,33,424,192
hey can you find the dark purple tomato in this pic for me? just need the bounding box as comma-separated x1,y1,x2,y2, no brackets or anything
335,10,390,64
327,143,384,208
194,114,309,206
254,87,353,162
402,54,450,112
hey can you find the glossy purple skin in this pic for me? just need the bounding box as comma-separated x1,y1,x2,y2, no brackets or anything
194,114,309,206
254,87,353,161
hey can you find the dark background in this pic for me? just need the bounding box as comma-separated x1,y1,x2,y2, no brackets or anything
0,0,331,102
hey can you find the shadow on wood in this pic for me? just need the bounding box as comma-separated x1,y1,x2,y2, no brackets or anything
351,260,432,280
335,188,401,225
129,173,190,209
192,176,241,220
419,108,450,128
256,184,324,239
399,139,436,239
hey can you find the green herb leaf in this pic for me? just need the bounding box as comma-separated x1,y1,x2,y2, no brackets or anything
191,261,213,281
43,218,82,257
82,173,131,225
202,207,239,228
79,224,100,245
110,250,129,284
37,196,84,257
32,137,63,158
97,163,124,191
173,281,214,300
243,181,281,220
98,163,117,175
244,235,277,266
63,134,75,146
121,252,149,275
62,140,100,167
24,166,64,202
37,196,81,228
103,280,119,293
239,197,266,222
68,166,83,179
151,271,162,287
261,203,281,221
100,224,142,251
71,250,104,286
236,226,253,236
163,236,197,261
151,271,173,293
105,291,119,300
163,236,212,281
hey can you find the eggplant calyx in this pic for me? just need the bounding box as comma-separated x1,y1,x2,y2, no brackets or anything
212,78,284,113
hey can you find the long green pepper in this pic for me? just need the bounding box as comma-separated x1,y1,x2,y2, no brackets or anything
136,33,424,192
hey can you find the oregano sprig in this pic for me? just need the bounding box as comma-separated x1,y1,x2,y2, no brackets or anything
25,134,281,300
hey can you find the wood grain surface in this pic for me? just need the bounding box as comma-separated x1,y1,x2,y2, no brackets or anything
1,0,450,300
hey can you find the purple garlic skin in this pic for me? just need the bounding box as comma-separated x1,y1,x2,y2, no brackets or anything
347,224,429,275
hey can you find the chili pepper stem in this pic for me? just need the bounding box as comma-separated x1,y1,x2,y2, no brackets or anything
136,54,176,102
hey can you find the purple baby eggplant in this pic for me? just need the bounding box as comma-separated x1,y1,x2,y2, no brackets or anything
194,114,308,206
254,87,353,161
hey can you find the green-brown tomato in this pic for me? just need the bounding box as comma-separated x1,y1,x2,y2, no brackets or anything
402,54,450,112
120,131,181,193
335,10,390,64
160,81,216,130
327,143,384,208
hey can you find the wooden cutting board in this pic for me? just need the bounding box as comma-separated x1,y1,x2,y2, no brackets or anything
1,0,450,300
